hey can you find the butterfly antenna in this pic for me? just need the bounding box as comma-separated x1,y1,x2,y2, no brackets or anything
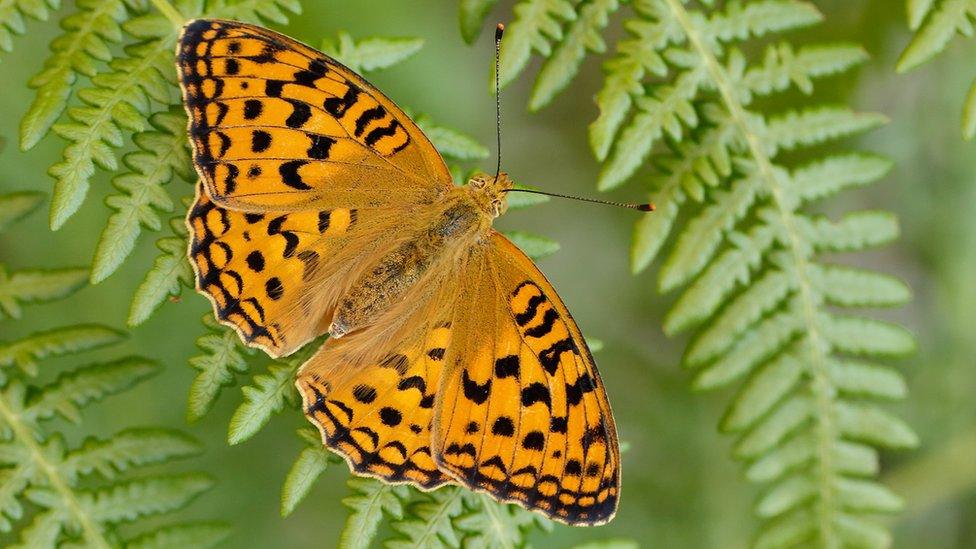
503,188,655,212
493,23,504,183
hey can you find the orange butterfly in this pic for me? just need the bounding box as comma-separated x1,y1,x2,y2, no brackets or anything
177,19,622,525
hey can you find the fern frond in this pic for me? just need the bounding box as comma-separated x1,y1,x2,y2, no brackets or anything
61,428,202,481
0,192,45,232
529,0,619,111
227,351,309,445
25,357,159,423
387,487,466,548
128,217,192,326
0,335,221,547
0,267,88,321
454,493,551,548
339,478,409,549
31,0,303,230
186,315,256,422
0,325,124,378
45,14,178,230
498,0,576,88
280,428,340,517
321,32,424,73
459,0,499,43
899,0,976,138
19,0,139,151
123,521,232,548
415,114,490,161
0,0,60,59
91,109,191,284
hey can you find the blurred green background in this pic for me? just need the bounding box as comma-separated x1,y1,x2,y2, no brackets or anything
1,0,974,546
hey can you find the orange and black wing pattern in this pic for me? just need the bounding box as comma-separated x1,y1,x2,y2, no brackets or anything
176,19,452,212
296,321,456,490
432,233,621,526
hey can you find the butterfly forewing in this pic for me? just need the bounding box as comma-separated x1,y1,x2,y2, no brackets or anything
177,19,452,212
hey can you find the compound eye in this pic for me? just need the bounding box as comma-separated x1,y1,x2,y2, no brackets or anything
471,177,487,189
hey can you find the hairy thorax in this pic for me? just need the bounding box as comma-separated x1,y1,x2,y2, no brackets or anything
328,173,513,337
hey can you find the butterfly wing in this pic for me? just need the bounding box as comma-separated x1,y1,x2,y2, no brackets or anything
177,19,452,212
432,232,621,526
188,180,421,357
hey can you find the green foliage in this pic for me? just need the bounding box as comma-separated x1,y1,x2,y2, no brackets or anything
280,428,340,517
0,192,44,232
320,32,424,74
490,0,917,545
0,187,224,548
91,109,191,284
459,0,499,43
899,0,976,138
128,216,193,327
186,315,255,423
0,0,60,60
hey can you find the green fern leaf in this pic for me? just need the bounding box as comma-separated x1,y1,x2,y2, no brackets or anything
26,357,159,423
124,522,232,549
0,0,60,57
459,0,499,43
227,361,299,445
455,493,548,548
416,114,490,161
0,266,88,321
128,218,192,327
61,428,203,482
963,77,976,139
529,0,618,111
19,0,137,151
321,32,424,73
41,473,214,524
0,191,45,232
46,23,178,230
91,110,191,283
339,478,408,549
387,487,466,549
0,324,124,377
186,315,255,423
498,0,576,88
0,319,219,547
281,428,338,517
503,231,560,259
897,0,976,72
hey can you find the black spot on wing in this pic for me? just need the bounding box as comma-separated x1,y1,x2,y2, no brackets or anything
461,369,491,405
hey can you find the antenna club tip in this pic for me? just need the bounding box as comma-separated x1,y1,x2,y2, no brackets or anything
495,23,505,39
638,203,656,212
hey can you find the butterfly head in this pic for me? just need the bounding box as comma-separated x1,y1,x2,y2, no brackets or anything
467,172,513,218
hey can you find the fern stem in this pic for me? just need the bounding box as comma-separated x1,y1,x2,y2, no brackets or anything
661,0,840,546
0,394,111,548
149,0,185,28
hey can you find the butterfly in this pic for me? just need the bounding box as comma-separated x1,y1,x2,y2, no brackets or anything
176,18,620,526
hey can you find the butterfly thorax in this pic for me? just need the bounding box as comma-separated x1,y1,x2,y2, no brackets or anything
328,173,512,339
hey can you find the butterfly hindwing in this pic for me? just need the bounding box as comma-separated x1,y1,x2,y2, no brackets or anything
432,232,620,526
296,322,455,489
177,19,452,212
